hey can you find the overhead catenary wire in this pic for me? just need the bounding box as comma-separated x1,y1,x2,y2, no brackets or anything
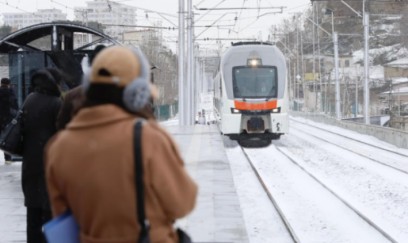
0,1,51,21
195,0,227,22
104,24,177,30
0,0,310,54
231,0,247,36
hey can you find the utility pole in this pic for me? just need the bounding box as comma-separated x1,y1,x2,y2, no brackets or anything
187,0,194,125
338,0,370,123
316,2,323,113
312,2,317,111
309,9,341,119
296,16,300,109
313,0,372,120
301,22,305,110
363,0,370,124
329,9,341,120
178,0,186,126
334,31,341,120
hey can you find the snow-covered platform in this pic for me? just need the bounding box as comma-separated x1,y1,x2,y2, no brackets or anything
0,163,25,242
162,122,249,243
0,122,249,243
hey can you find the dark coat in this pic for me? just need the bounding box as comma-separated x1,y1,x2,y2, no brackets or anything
22,81,62,209
0,85,18,130
56,85,85,130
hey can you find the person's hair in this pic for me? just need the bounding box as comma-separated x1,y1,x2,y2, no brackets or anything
84,83,125,108
1,77,10,85
89,45,106,64
31,68,63,96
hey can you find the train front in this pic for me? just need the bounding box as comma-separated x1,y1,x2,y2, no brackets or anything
220,43,289,141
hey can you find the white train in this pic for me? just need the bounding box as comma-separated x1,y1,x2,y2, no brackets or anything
214,42,289,143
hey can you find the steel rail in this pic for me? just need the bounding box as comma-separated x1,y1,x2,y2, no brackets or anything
290,118,408,157
290,119,408,175
240,147,300,243
274,145,398,243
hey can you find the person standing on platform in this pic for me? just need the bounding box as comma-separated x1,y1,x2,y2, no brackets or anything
45,46,197,243
0,77,18,164
56,45,106,130
21,68,63,243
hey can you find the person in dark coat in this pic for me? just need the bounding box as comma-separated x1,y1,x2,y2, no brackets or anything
0,77,18,163
56,45,106,130
56,85,84,130
21,68,63,243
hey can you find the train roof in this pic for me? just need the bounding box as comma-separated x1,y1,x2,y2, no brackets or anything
231,41,274,46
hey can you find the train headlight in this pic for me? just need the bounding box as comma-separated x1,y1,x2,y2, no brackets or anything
271,107,281,113
231,108,241,114
247,58,262,67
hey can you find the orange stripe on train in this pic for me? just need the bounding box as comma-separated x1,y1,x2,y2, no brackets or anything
234,100,277,110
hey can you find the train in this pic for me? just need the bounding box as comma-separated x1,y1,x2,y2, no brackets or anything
213,42,289,144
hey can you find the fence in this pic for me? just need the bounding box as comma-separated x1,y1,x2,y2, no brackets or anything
154,102,178,121
389,116,408,131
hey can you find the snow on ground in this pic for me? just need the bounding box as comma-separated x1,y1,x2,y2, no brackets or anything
222,115,408,242
159,117,179,126
223,138,293,243
244,145,391,243
276,119,408,242
0,162,25,243
291,116,408,155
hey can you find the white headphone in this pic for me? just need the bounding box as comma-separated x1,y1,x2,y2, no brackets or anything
81,47,151,112
123,47,151,112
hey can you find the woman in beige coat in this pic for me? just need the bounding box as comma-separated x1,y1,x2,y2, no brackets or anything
45,46,197,243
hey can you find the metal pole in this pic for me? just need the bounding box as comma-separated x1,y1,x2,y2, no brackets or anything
286,35,291,103
363,1,370,124
191,2,196,125
317,2,322,113
178,0,186,126
187,0,194,125
334,31,341,120
312,3,316,111
331,12,334,40
296,18,300,110
193,46,199,122
355,77,358,118
329,10,341,120
301,29,305,110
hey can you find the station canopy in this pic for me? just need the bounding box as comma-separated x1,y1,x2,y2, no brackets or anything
0,22,119,53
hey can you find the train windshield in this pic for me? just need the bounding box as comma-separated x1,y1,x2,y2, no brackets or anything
232,66,277,99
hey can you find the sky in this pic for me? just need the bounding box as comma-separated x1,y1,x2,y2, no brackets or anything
0,0,311,53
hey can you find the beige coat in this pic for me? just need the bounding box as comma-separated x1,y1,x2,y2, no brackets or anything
45,104,197,243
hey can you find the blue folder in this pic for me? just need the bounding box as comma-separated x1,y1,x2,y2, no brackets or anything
43,210,80,243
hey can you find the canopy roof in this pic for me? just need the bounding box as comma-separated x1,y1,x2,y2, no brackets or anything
0,22,119,53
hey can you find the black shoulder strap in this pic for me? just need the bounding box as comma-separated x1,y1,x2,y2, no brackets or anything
134,119,150,240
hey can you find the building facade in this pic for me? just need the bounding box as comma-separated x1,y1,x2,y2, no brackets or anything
2,9,67,29
74,0,136,41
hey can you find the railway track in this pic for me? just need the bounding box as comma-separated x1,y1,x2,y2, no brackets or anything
239,146,300,243
290,118,408,157
290,118,408,175
240,144,398,243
